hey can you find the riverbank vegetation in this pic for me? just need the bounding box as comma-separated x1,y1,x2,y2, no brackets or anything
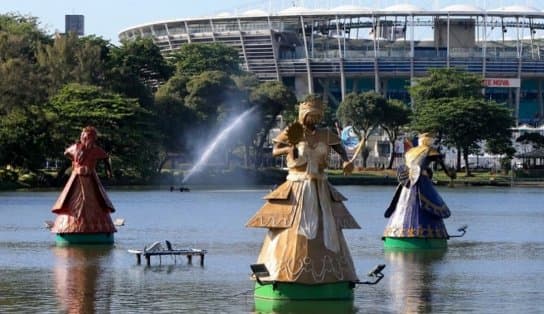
0,13,540,190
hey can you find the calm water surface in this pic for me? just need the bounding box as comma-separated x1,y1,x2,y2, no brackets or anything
0,185,543,313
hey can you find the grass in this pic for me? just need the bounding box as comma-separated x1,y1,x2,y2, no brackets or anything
327,168,516,186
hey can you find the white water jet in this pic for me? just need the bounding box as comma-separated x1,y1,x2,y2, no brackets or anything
182,106,257,183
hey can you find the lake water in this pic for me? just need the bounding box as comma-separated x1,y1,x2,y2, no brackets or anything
0,185,543,313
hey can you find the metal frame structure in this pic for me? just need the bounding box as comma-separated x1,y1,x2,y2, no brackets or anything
119,4,544,125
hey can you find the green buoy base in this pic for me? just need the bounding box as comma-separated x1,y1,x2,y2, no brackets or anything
254,298,354,313
384,237,447,250
254,281,354,301
55,233,114,246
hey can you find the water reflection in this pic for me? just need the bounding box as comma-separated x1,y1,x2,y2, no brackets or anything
385,250,446,314
254,298,355,314
53,246,113,313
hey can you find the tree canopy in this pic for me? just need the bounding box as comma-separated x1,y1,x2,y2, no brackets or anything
380,98,411,168
170,43,241,76
410,68,514,174
337,91,386,167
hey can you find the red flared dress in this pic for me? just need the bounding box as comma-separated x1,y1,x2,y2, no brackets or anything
51,144,116,234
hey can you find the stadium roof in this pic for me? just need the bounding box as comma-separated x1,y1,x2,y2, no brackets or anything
118,3,544,35
440,4,484,13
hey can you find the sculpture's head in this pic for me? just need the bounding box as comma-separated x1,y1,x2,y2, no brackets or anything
298,96,324,127
418,132,435,147
80,126,98,147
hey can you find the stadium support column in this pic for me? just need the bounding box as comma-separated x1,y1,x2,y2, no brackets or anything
373,15,380,94
300,16,313,94
446,14,450,68
410,15,415,109
209,19,216,42
237,18,250,72
183,21,192,43
164,23,173,51
336,16,346,101
482,14,487,96
268,16,280,81
538,80,544,122
515,16,522,125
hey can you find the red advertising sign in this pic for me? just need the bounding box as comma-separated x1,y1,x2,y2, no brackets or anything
482,78,520,88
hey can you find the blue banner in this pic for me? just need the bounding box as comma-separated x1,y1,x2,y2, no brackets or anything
341,126,359,150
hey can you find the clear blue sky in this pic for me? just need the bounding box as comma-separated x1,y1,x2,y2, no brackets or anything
1,0,538,45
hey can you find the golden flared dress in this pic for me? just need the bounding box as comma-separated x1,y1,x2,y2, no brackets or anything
246,128,360,284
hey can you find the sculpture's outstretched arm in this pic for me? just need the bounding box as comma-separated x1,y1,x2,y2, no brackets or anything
332,143,354,175
104,157,113,178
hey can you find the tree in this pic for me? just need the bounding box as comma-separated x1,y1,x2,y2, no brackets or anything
107,38,173,108
0,13,51,62
486,137,516,172
170,43,241,76
154,75,197,171
232,73,261,167
412,97,514,175
249,81,297,168
184,70,236,123
0,14,50,114
0,58,46,114
154,43,247,170
336,91,385,167
0,106,51,170
47,83,161,179
410,68,482,107
409,68,514,175
380,99,411,169
37,33,110,95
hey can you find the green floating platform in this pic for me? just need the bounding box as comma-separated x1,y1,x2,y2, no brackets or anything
55,233,114,246
254,281,354,301
384,237,447,250
254,298,354,313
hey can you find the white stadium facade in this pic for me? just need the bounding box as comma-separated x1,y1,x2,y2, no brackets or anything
119,3,544,126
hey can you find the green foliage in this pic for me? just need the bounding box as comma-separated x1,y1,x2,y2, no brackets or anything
170,43,241,76
0,58,47,114
410,68,483,106
409,68,514,174
381,99,411,132
412,97,514,147
337,91,386,138
486,137,516,158
37,33,110,95
336,91,387,167
155,72,189,101
381,99,411,168
0,106,51,170
153,92,197,153
107,38,173,107
184,70,235,122
250,81,297,115
250,81,297,150
47,84,162,178
0,13,51,61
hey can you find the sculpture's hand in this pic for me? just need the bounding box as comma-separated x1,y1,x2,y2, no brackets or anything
284,145,299,160
342,161,354,175
397,165,410,187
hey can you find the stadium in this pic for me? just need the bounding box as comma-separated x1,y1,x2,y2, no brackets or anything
119,2,544,127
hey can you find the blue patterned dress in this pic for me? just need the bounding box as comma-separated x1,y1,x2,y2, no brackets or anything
383,145,451,239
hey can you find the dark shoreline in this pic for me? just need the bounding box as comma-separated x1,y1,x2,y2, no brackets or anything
2,167,543,191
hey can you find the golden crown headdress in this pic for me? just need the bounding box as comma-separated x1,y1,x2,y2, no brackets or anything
298,96,324,123
418,132,435,147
